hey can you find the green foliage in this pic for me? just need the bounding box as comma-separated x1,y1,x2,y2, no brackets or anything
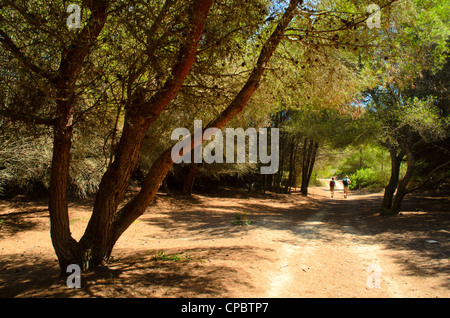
396,96,449,142
232,212,251,226
349,167,387,190
337,145,389,173
152,251,193,262
335,144,390,190
1,0,449,198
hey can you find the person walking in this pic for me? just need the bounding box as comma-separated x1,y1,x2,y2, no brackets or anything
342,175,351,198
329,177,336,198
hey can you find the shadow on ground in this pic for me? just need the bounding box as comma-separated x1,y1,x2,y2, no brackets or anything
0,244,273,297
320,191,450,290
0,186,449,296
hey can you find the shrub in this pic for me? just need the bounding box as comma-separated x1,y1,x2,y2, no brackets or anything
349,167,387,190
232,212,251,226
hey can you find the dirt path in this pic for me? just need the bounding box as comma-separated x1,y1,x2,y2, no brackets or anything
264,184,449,298
0,184,449,298
265,188,400,297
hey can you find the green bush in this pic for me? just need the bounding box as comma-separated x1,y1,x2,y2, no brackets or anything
232,212,251,226
349,168,387,190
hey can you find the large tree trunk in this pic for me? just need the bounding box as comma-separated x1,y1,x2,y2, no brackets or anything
380,144,406,216
300,138,308,195
52,0,301,272
48,1,110,271
48,0,214,272
387,136,415,215
78,0,214,269
89,0,302,267
49,99,79,271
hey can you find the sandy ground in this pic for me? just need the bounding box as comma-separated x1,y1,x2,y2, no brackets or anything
0,183,449,298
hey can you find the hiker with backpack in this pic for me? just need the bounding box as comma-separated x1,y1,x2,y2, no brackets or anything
329,178,336,198
342,175,351,198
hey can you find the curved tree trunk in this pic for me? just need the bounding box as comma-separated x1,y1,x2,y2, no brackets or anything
48,1,111,272
51,0,301,272
389,137,415,215
381,133,416,216
88,0,302,268
50,0,215,272
380,145,406,216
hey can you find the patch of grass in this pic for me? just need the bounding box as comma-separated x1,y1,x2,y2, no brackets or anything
232,212,251,226
152,250,193,262
69,217,88,224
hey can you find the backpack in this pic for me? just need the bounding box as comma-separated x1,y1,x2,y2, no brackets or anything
342,178,349,186
330,180,335,187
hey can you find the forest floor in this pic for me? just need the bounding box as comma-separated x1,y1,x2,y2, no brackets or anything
0,182,449,298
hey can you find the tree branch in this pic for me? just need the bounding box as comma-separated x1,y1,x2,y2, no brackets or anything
79,0,215,254
110,0,303,244
56,0,110,90
138,0,216,122
0,29,55,81
206,0,302,130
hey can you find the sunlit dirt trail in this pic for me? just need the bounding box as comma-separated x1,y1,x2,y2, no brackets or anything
264,183,448,298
